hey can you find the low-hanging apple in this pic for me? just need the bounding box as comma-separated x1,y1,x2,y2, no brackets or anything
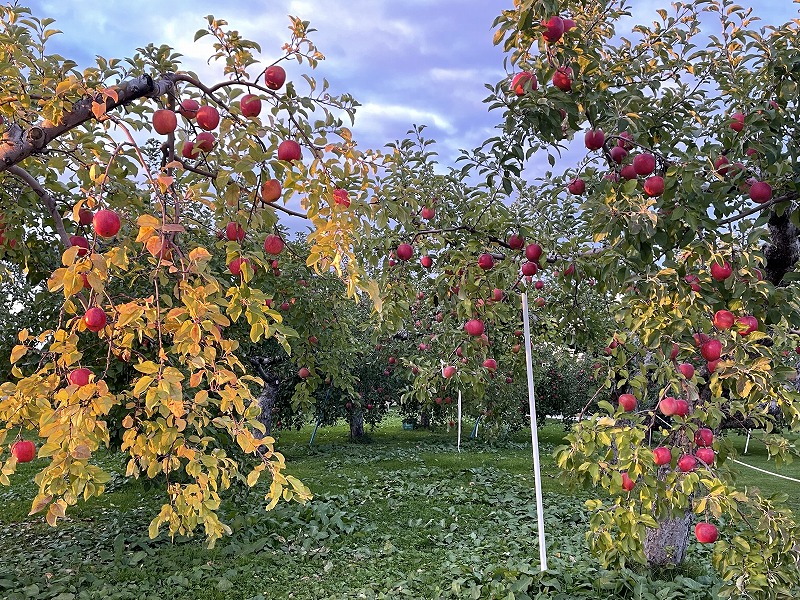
333,188,350,207
228,257,251,276
298,367,311,379
421,206,435,219
659,396,678,416
618,393,636,412
478,253,494,270
674,399,690,417
609,146,627,163
225,222,246,242
179,99,200,119
263,234,285,255
713,309,735,330
11,440,36,463
678,454,698,472
421,255,433,268
508,233,525,249
729,111,745,132
69,368,92,387
465,319,484,336
749,181,772,203
552,66,573,91
643,175,665,197
694,427,714,447
678,363,695,379
710,261,733,281
695,447,715,465
260,179,282,203
194,132,215,152
93,209,121,238
78,207,93,226
483,358,497,372
568,178,586,195
736,315,758,336
621,472,635,491
196,105,220,130
633,153,656,175
541,15,564,43
70,235,90,256
584,128,605,150
152,109,177,135
653,446,672,466
701,339,722,362
442,365,457,379
695,522,718,543
525,243,543,262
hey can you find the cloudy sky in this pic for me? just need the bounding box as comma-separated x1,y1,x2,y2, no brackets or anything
38,1,799,172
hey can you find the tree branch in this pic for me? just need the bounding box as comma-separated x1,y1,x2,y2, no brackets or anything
6,165,71,248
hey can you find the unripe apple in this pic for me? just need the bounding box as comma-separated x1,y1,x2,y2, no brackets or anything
694,427,714,447
421,255,433,268
621,472,635,491
225,222,245,242
194,132,215,152
396,243,413,261
678,363,694,379
478,253,494,270
239,94,262,118
710,261,732,281
508,233,525,250
749,181,772,204
633,153,656,176
643,175,664,197
179,99,200,119
152,109,177,135
260,179,282,203
93,209,121,238
584,129,605,150
263,234,285,255
677,454,697,472
713,309,735,330
701,339,722,362
83,307,107,332
729,111,745,132
659,396,678,416
196,105,220,131
464,319,484,337
511,72,537,96
695,522,718,543
442,365,457,379
568,178,586,195
618,393,636,412
552,66,573,91
10,440,36,463
541,15,564,43
653,446,672,466
277,139,302,162
69,368,92,387
265,65,286,90
525,243,543,262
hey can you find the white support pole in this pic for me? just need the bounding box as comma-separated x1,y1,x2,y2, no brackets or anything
521,291,548,572
457,390,462,452
744,429,752,455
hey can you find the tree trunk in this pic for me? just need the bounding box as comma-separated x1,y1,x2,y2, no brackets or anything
350,411,365,439
419,410,431,428
644,511,692,566
250,356,280,438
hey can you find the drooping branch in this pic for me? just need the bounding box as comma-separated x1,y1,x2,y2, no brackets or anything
6,165,71,248
0,74,178,173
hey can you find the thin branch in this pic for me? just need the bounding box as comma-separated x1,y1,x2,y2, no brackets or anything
6,165,71,248
718,192,797,227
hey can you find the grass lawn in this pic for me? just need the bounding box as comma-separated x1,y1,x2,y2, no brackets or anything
0,413,797,599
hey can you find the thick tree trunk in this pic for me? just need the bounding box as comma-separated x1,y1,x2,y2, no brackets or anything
350,411,365,439
419,410,431,429
644,511,692,566
250,356,280,438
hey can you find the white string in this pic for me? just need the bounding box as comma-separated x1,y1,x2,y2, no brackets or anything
730,458,800,484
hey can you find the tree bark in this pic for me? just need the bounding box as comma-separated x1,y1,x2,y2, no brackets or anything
250,356,280,438
644,511,692,566
349,410,365,439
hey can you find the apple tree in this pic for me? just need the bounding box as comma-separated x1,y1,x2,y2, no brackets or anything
0,4,388,545
484,0,800,596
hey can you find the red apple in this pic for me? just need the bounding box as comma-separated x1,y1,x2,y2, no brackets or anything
78,207,93,226
618,393,636,412
194,132,215,152
710,261,732,281
643,175,664,197
659,396,678,416
421,255,433,268
83,307,107,332
713,155,730,175
609,146,628,164
617,165,634,181
542,15,564,43
196,105,220,131
568,178,586,195
701,339,722,361
263,234,285,255
442,365,457,379
298,367,311,379
181,141,197,159
534,297,545,307
228,257,251,276
152,109,177,135
749,181,772,204
562,18,576,32
396,243,413,261
508,233,525,249
10,439,36,463
93,209,121,238
265,65,286,90
694,427,714,447
225,222,245,242
563,263,576,276
695,447,715,465
653,446,672,466
239,94,262,118
69,368,92,387
465,319,485,337
669,342,680,361
483,358,497,372
478,253,494,270
70,235,90,256
685,274,701,292
713,310,735,330
678,363,694,379
261,179,282,203
729,111,745,132
633,153,656,176
675,399,690,417
179,99,200,119
511,72,537,96
421,206,435,219
621,472,635,491
525,243,543,262
585,129,605,150
695,522,718,544
736,315,758,336
617,131,635,150
277,139,302,162
678,454,698,472
333,188,350,207
553,66,573,91
534,280,544,290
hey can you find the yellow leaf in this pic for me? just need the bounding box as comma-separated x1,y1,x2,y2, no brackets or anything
137,214,161,228
17,329,29,342
246,469,261,487
132,376,154,397
71,444,92,459
29,494,53,515
189,247,212,263
133,361,160,374
10,345,27,364
122,415,134,428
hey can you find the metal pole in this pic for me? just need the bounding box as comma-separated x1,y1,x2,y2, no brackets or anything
521,291,548,571
457,390,462,452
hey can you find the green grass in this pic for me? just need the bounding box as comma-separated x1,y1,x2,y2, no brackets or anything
0,414,798,599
